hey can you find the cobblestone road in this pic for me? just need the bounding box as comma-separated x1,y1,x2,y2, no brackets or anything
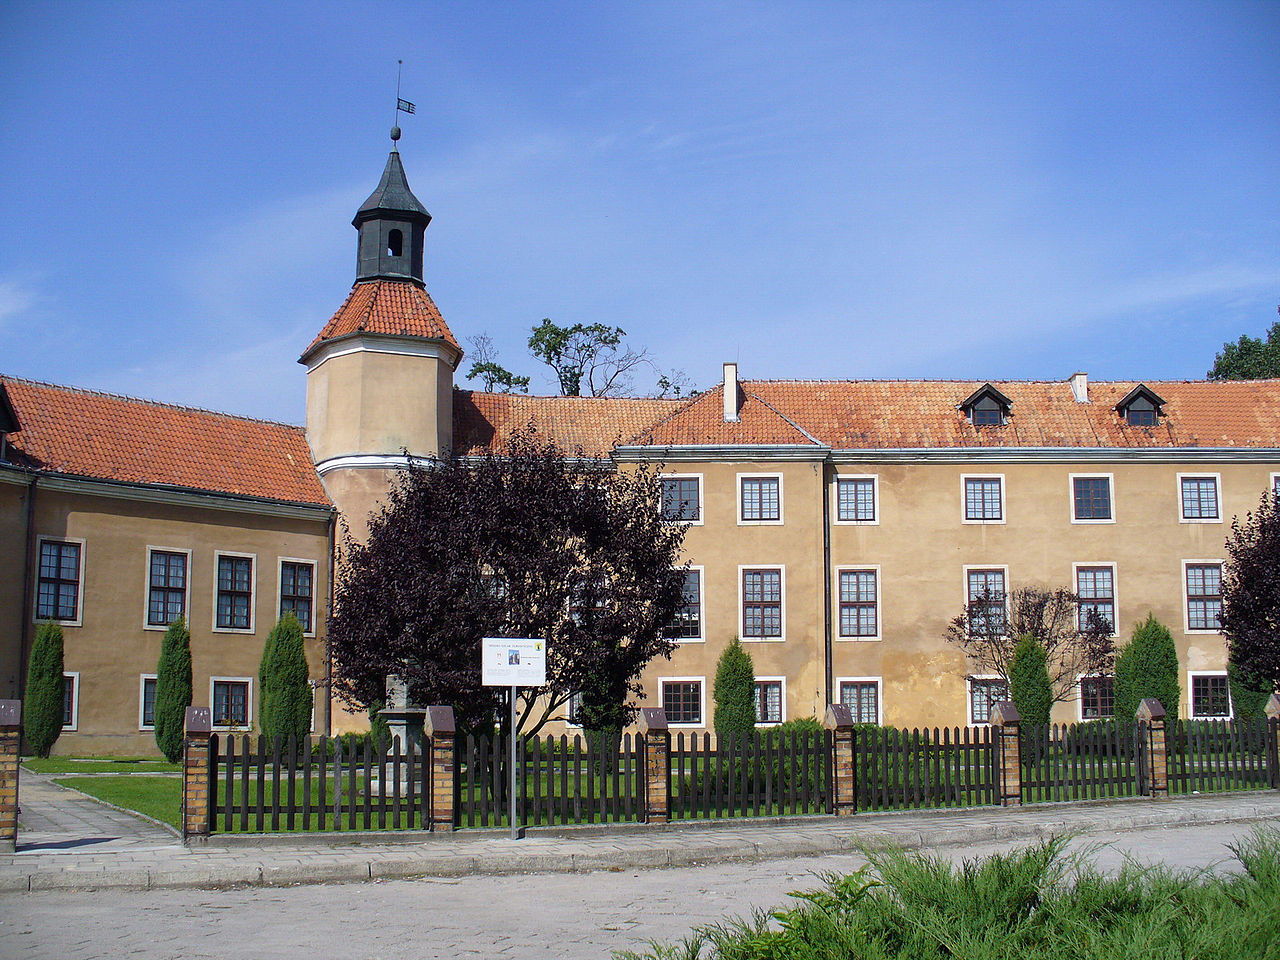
1,820,1268,960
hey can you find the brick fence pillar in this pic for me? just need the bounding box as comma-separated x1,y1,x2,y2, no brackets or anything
824,703,856,816
181,706,213,843
989,701,1022,807
0,700,21,853
1136,698,1168,799
424,706,456,832
637,707,670,824
1267,694,1280,790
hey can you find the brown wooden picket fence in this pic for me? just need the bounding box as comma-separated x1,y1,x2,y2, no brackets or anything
853,725,997,810
1020,722,1141,803
669,729,831,818
1168,719,1278,794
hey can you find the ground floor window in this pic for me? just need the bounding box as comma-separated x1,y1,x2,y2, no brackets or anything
753,680,783,724
1079,675,1115,719
62,672,79,730
661,679,703,725
968,678,1008,725
1191,673,1231,719
839,680,880,725
140,675,158,730
212,679,250,727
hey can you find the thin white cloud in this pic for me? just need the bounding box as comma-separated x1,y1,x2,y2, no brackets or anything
0,277,37,328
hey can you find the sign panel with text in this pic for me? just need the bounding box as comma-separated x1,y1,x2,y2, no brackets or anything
481,637,547,687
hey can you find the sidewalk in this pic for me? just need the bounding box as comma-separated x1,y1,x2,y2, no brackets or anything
4,783,1279,893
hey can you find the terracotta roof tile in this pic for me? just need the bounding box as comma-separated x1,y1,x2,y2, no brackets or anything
0,377,330,507
628,386,820,446
304,279,460,356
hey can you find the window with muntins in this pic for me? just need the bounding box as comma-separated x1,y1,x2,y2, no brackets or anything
661,478,701,521
740,477,780,521
1080,676,1115,719
754,681,783,724
838,570,878,638
1124,397,1158,426
964,478,1003,521
1186,564,1223,631
1072,477,1112,521
742,568,782,638
216,556,253,630
141,676,157,728
969,678,1009,724
1076,566,1115,633
966,569,1006,637
665,569,701,639
37,540,80,622
836,478,876,522
969,396,1004,426
213,680,249,726
280,561,314,632
62,674,76,728
1181,477,1219,519
840,681,880,725
661,681,702,724
1192,674,1231,718
147,550,187,626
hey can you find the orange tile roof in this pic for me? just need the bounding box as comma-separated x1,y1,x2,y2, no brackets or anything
454,391,684,458
628,385,820,446
304,279,460,357
0,377,331,507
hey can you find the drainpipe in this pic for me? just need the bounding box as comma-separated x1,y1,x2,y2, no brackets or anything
17,474,37,698
821,459,833,711
324,511,337,737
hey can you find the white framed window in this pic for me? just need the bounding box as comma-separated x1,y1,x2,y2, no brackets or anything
1188,671,1232,720
144,546,190,629
963,565,1008,638
1271,473,1280,499
968,676,1009,725
1069,474,1115,524
35,536,85,626
62,671,80,731
1178,473,1221,523
213,551,256,633
665,566,704,641
1183,560,1224,633
835,566,880,640
753,677,785,725
210,676,253,729
565,691,583,728
834,475,878,525
139,674,158,731
837,677,882,725
961,475,1005,524
739,565,785,641
1077,674,1115,721
278,558,317,635
659,677,705,727
1073,563,1117,636
659,474,703,524
737,473,783,524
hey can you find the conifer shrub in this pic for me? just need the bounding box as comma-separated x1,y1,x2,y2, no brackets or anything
257,613,311,744
1114,614,1181,724
712,638,756,741
1009,635,1052,727
24,621,65,758
153,616,192,763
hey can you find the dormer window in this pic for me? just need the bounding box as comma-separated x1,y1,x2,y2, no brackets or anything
1116,385,1165,427
960,384,1012,427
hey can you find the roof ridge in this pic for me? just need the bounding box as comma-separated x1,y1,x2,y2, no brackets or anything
0,375,305,431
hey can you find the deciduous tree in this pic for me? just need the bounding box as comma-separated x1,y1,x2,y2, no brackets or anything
1207,314,1280,380
1220,488,1280,694
528,319,654,397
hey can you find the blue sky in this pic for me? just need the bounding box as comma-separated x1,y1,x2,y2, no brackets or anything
1,1,1277,422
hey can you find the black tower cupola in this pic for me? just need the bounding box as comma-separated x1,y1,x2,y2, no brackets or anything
353,134,431,283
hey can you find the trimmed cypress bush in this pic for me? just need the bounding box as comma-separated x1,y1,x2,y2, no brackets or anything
713,637,756,740
258,613,312,743
24,621,65,758
1009,635,1052,727
1228,659,1272,720
1114,614,1181,723
153,616,192,763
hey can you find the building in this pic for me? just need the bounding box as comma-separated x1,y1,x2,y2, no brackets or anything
3,138,1277,754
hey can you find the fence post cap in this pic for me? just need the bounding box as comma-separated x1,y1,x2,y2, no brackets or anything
0,700,20,726
184,706,212,735
1136,698,1166,721
424,705,455,735
637,707,668,733
1265,693,1280,719
824,703,855,730
989,701,1020,725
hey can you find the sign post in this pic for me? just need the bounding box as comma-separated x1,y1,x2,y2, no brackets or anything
481,638,547,840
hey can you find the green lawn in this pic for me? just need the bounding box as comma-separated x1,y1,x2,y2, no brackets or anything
53,775,182,829
25,757,179,775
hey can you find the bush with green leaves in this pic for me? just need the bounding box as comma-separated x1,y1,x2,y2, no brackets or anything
153,616,192,763
1009,635,1052,727
24,621,65,758
1114,614,1180,723
1228,659,1272,720
712,638,756,740
258,613,312,743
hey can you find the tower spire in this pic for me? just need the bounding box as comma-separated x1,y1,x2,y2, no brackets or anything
352,135,430,284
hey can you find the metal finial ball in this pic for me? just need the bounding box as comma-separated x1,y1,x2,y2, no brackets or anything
390,125,402,142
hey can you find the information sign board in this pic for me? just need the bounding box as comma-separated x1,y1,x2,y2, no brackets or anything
481,637,547,687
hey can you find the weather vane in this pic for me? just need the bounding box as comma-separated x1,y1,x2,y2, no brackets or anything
391,59,415,144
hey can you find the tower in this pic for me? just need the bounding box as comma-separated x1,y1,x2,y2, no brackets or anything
301,132,462,535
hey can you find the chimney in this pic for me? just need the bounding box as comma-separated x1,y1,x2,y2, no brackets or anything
723,362,740,422
1069,371,1089,403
